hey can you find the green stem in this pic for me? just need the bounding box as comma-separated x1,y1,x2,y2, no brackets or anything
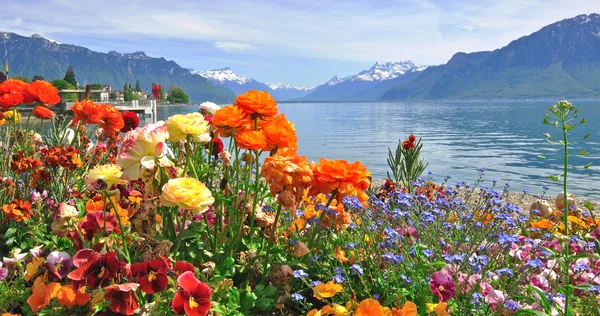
248,149,261,244
307,189,339,250
173,210,189,256
562,112,571,316
106,191,131,263
262,203,283,277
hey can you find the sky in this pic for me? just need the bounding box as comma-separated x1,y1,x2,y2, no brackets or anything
0,0,598,86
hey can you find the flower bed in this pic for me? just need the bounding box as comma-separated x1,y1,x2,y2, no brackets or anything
0,81,599,316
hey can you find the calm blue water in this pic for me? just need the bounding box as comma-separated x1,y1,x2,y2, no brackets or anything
154,101,600,199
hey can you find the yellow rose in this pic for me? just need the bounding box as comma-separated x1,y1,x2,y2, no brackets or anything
165,112,211,143
160,177,214,214
85,164,128,190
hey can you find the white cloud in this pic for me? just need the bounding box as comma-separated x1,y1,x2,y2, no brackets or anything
461,25,476,31
214,41,257,52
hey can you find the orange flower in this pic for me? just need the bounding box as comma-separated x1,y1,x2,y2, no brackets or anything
262,114,298,152
24,257,45,281
57,285,91,309
26,80,61,105
262,148,312,195
335,246,348,264
0,79,34,110
33,105,54,119
2,199,33,222
211,105,251,137
354,298,386,316
11,151,43,174
392,301,418,316
234,90,278,119
27,276,62,313
310,158,371,206
98,103,125,133
86,196,105,213
530,219,554,230
313,281,343,300
71,100,103,125
235,130,267,151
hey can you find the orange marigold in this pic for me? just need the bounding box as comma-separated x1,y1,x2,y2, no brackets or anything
33,105,54,119
235,130,267,151
234,90,278,119
71,100,103,125
310,158,371,206
98,103,125,133
262,114,298,152
2,198,33,222
211,105,251,137
26,80,61,105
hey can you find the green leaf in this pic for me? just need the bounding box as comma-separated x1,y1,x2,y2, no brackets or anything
537,155,546,159
579,150,589,156
542,117,549,124
4,227,17,239
584,163,592,169
580,118,587,124
178,221,203,241
584,201,595,211
584,132,591,139
546,175,560,181
565,124,574,132
514,310,551,316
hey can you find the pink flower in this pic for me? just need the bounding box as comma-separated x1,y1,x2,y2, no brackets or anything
530,274,549,291
484,290,505,309
171,271,211,316
430,271,456,302
117,121,170,180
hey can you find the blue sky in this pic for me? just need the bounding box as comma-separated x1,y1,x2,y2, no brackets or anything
0,0,597,86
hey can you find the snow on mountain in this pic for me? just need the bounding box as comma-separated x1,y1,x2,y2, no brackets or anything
31,33,61,45
267,82,315,91
197,67,251,84
326,61,426,85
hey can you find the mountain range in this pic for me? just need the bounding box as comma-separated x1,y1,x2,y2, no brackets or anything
2,13,600,102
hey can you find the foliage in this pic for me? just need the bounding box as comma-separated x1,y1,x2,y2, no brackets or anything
387,134,428,192
51,79,77,102
167,86,190,103
11,75,31,83
63,66,77,87
32,75,44,81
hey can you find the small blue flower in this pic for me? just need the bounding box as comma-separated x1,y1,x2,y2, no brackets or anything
496,268,514,277
332,274,346,283
373,293,381,300
504,300,520,311
293,269,309,279
350,264,363,275
291,293,305,301
423,250,433,257
310,280,322,287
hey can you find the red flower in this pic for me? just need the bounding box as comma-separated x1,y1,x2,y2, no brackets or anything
130,260,168,294
33,106,54,119
121,111,140,133
0,79,34,110
103,283,140,315
430,271,456,302
79,211,120,241
0,92,24,110
203,115,213,124
68,251,124,290
26,80,61,105
67,249,102,289
205,137,224,156
171,271,211,316
402,141,411,150
174,261,195,277
408,134,416,143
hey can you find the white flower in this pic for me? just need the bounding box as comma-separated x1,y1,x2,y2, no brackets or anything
198,101,221,115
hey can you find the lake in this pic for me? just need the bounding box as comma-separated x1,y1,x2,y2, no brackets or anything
153,101,600,199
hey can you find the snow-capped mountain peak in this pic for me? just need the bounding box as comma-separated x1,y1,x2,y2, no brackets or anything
321,61,427,87
31,33,61,44
197,67,251,84
267,82,315,91
325,75,344,86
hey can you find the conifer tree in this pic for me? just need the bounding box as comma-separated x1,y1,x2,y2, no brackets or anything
63,66,77,87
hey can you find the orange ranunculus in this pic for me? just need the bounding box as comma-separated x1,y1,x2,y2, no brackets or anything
262,114,297,152
262,148,312,195
33,105,54,119
0,79,34,110
313,281,343,300
354,298,386,316
26,80,61,105
71,100,103,125
234,90,278,119
98,103,125,133
211,105,251,137
335,246,348,264
0,92,25,110
321,204,353,231
57,285,91,309
392,301,418,316
530,219,554,230
27,276,62,313
310,158,371,206
2,198,33,222
235,130,267,151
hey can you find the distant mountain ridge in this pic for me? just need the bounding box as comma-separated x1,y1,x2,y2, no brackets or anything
0,32,235,102
197,68,315,100
382,13,600,100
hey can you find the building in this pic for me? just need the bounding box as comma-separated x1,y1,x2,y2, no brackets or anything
100,84,111,101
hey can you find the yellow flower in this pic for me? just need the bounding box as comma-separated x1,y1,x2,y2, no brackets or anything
160,177,214,214
1,110,21,125
85,164,128,190
166,112,211,143
24,257,45,281
313,280,343,300
331,304,349,316
426,302,448,316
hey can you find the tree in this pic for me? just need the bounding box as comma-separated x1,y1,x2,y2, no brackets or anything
90,83,103,101
32,75,45,81
135,80,140,92
63,66,77,87
52,79,77,101
109,91,117,101
166,86,189,103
